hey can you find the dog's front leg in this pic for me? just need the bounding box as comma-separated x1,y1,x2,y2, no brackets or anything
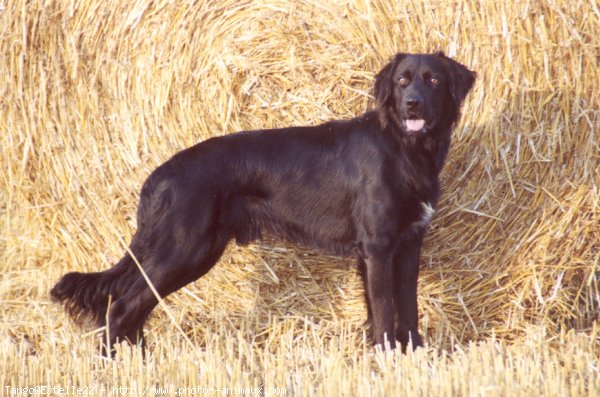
393,234,424,352
361,243,396,350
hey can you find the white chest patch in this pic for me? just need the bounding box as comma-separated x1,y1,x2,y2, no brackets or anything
413,202,435,229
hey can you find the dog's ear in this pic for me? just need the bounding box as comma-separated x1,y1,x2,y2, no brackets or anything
436,52,476,107
374,53,406,106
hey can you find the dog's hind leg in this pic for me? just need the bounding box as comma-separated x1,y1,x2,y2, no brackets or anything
104,229,230,356
103,187,232,355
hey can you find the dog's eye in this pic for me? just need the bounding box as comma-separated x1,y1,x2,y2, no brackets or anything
429,77,439,86
398,77,410,86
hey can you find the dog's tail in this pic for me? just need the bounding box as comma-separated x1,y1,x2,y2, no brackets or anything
50,253,138,326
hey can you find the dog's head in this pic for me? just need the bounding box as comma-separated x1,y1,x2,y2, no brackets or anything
374,52,476,136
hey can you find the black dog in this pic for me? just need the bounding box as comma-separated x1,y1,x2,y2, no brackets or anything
51,52,475,354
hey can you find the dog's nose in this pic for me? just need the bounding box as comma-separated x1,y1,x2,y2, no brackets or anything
405,97,422,110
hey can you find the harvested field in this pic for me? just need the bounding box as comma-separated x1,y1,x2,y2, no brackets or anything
1,0,598,395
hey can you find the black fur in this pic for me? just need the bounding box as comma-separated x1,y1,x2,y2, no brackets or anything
51,52,475,355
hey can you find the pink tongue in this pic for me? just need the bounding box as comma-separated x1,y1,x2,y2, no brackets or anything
406,119,425,131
